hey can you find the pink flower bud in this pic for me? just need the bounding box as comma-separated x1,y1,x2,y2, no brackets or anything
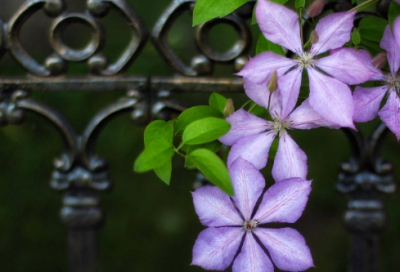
268,70,278,93
310,31,319,44
223,99,235,117
372,52,387,69
306,0,325,17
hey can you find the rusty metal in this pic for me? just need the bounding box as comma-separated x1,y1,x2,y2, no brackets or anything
0,0,396,271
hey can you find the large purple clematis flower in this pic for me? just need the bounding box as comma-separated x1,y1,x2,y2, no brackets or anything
353,19,400,139
191,157,313,272
219,88,338,181
238,0,375,128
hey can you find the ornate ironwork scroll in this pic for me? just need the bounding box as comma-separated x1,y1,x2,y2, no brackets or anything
0,0,396,271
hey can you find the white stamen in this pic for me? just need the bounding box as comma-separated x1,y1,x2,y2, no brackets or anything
296,52,315,68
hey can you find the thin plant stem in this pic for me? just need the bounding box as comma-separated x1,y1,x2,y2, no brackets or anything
349,0,379,12
241,100,252,109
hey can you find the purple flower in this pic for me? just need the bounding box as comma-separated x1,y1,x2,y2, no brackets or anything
353,19,400,139
219,89,338,181
191,158,313,272
238,0,375,128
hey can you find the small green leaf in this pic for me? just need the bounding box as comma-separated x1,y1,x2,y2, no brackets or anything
184,141,223,169
183,117,231,145
144,120,174,147
295,0,305,10
134,141,175,173
256,34,285,56
182,141,223,153
389,1,400,29
189,149,234,195
154,160,172,185
193,0,248,26
175,106,222,135
209,93,228,114
351,28,361,46
359,16,387,42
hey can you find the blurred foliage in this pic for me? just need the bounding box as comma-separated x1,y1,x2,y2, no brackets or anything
0,0,400,272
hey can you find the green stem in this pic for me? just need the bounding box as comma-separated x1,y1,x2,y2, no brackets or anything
299,9,304,46
174,147,186,158
248,103,257,113
266,91,273,121
241,100,252,109
349,0,379,12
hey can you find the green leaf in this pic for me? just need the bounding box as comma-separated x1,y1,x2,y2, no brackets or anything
209,93,228,114
189,149,234,195
193,0,248,26
183,117,231,145
175,106,222,135
359,16,387,42
256,34,285,56
351,28,361,46
154,160,172,185
134,141,175,173
144,120,174,147
295,0,305,10
359,39,383,56
184,141,223,169
389,1,400,29
182,141,223,153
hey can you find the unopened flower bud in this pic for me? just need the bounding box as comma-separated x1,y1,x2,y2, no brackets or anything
223,99,234,117
306,0,325,17
372,52,387,69
310,31,319,44
268,70,278,93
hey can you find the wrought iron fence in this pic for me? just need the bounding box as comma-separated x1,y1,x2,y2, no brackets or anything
0,0,397,271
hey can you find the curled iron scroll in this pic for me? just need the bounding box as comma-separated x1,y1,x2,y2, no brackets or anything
87,0,149,75
16,96,79,172
8,0,67,76
152,0,252,76
80,96,138,171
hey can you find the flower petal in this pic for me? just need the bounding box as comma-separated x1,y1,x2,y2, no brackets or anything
278,68,303,120
311,11,355,54
229,157,266,220
254,178,312,224
232,232,274,272
308,68,355,128
256,0,302,53
192,186,243,227
237,52,295,85
192,227,244,270
353,86,386,123
219,109,269,146
316,48,377,85
395,17,400,53
272,133,308,182
381,24,400,74
378,91,400,140
227,132,276,170
244,79,271,109
288,98,340,129
255,228,314,271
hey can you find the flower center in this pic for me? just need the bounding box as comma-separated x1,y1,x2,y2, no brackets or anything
296,52,315,68
385,72,400,92
272,118,290,136
243,219,259,232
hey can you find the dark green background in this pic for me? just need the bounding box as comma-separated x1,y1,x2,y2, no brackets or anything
0,0,399,271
